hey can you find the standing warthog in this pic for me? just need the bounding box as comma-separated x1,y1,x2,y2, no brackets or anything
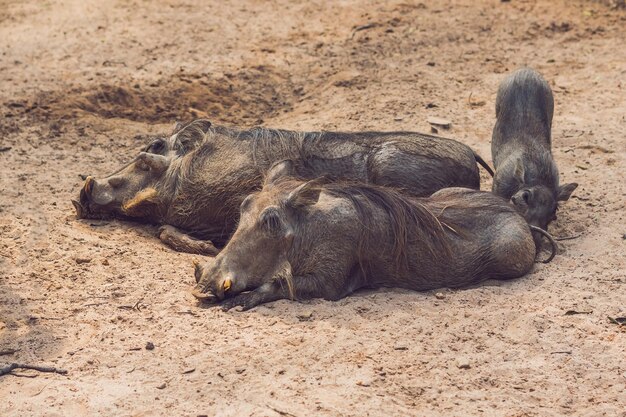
491,68,577,241
73,120,493,255
192,162,548,310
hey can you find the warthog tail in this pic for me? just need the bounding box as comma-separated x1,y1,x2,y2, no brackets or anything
473,151,494,177
529,225,557,263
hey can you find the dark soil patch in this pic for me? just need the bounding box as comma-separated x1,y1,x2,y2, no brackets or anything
2,65,295,127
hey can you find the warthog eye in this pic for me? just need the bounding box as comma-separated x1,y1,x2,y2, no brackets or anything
522,190,531,203
145,139,165,154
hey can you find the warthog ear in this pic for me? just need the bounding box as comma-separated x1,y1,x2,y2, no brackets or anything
557,183,578,201
137,152,169,173
265,160,296,187
175,119,212,153
513,160,525,184
172,121,184,134
285,179,323,208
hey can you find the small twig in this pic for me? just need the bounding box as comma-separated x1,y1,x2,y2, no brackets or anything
576,144,613,154
118,298,143,312
12,372,39,378
102,60,127,67
0,349,19,356
0,146,12,153
83,302,107,308
353,23,377,32
565,310,592,316
551,351,572,354
32,382,52,396
267,405,297,417
467,92,486,107
351,23,378,38
0,363,68,377
555,234,582,241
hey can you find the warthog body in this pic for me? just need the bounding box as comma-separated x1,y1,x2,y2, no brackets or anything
491,68,577,236
192,164,536,310
74,120,493,254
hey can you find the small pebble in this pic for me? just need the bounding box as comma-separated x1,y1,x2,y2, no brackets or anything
75,257,91,264
435,292,445,300
146,342,155,350
457,358,471,369
297,310,313,321
427,116,451,129
156,383,166,389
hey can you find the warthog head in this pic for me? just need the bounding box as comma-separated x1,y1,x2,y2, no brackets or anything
508,160,578,231
72,119,212,221
192,161,316,302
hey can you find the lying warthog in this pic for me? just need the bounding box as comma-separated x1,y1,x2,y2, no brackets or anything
192,163,551,310
73,120,493,255
491,68,577,242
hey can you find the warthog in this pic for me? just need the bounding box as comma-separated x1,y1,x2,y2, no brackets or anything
192,163,547,310
73,120,493,255
491,68,577,241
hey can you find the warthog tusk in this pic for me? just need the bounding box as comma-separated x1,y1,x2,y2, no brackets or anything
529,225,557,263
122,188,159,214
71,200,84,218
191,288,218,303
84,176,95,195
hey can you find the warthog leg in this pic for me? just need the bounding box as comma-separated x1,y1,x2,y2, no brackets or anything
220,272,354,311
158,225,220,256
220,282,286,311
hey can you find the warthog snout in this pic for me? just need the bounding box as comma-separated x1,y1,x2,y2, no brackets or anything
73,175,117,218
191,287,219,303
72,176,95,218
191,258,235,303
191,279,232,303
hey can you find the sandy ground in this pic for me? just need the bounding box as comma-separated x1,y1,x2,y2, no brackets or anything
1,0,625,415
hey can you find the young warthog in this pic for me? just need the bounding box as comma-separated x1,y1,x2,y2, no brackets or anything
192,164,539,310
73,120,493,255
491,68,577,238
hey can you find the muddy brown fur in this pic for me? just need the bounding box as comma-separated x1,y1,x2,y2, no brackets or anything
491,68,578,243
74,119,493,253
192,165,536,310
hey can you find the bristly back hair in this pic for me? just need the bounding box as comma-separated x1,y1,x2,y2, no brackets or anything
322,183,450,273
267,176,451,275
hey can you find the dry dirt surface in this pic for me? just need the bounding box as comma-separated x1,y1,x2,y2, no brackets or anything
1,0,625,415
